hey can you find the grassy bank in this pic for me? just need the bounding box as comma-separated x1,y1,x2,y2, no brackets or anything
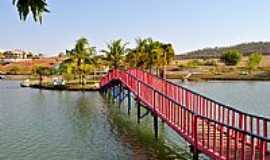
166,55,270,81
23,79,100,91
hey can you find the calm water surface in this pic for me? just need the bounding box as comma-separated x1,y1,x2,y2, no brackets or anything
179,80,270,118
0,81,190,160
0,80,270,160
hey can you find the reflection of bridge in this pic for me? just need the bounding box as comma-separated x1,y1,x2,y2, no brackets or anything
100,68,270,160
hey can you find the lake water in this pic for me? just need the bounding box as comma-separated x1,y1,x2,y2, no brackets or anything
178,80,270,118
0,80,270,160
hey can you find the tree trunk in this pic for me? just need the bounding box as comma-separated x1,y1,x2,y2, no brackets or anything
39,74,42,86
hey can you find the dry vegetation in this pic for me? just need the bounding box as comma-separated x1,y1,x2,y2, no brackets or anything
0,58,59,75
166,55,270,81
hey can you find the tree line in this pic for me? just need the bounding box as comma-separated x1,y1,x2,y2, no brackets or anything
34,37,175,85
221,50,263,70
185,42,270,58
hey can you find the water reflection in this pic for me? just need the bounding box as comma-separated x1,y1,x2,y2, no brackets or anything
0,81,193,159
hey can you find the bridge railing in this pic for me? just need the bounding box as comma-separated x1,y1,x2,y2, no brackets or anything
100,69,270,159
101,69,197,142
127,68,270,140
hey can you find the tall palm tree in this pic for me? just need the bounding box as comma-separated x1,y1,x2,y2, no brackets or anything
132,38,161,73
156,43,175,78
64,37,96,85
101,39,128,69
126,38,175,76
13,0,49,23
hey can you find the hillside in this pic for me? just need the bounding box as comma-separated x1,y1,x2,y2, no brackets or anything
176,42,270,59
0,58,58,75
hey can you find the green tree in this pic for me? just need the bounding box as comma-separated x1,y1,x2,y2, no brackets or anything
102,39,128,69
63,37,96,85
222,50,241,65
33,65,50,85
155,43,175,78
248,52,263,70
126,38,175,76
13,0,49,23
125,38,148,69
62,63,75,82
128,38,161,72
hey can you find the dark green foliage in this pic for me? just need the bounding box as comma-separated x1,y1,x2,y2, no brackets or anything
222,50,241,66
13,0,49,23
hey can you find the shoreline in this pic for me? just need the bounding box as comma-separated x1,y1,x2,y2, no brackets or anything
2,73,270,83
28,84,99,91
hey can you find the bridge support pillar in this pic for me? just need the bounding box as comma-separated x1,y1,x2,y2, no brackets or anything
153,114,158,140
190,145,199,160
118,85,122,107
137,100,141,124
112,86,116,103
127,91,131,115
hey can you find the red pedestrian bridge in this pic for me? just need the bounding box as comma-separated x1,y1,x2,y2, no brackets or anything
100,68,270,160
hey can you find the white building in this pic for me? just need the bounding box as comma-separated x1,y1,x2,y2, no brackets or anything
3,49,33,62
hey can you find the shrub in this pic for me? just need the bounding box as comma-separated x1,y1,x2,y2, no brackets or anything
204,60,217,66
186,59,202,68
8,66,21,74
248,52,263,70
221,50,241,65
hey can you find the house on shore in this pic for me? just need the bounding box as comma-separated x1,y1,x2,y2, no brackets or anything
2,49,33,62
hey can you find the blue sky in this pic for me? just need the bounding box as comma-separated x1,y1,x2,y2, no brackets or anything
1,0,270,55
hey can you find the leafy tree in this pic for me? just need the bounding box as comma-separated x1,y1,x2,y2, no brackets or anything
12,0,49,23
33,65,50,85
222,50,241,65
102,39,128,69
61,63,74,82
63,37,96,85
248,52,263,70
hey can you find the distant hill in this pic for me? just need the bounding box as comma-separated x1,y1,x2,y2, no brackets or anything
176,42,270,59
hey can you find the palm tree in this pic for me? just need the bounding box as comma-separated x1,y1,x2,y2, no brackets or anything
64,37,96,85
13,0,49,23
101,39,128,69
156,43,175,78
131,38,161,73
126,38,175,76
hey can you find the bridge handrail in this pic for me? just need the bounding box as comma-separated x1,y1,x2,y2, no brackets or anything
128,68,270,140
128,68,270,122
100,69,270,141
